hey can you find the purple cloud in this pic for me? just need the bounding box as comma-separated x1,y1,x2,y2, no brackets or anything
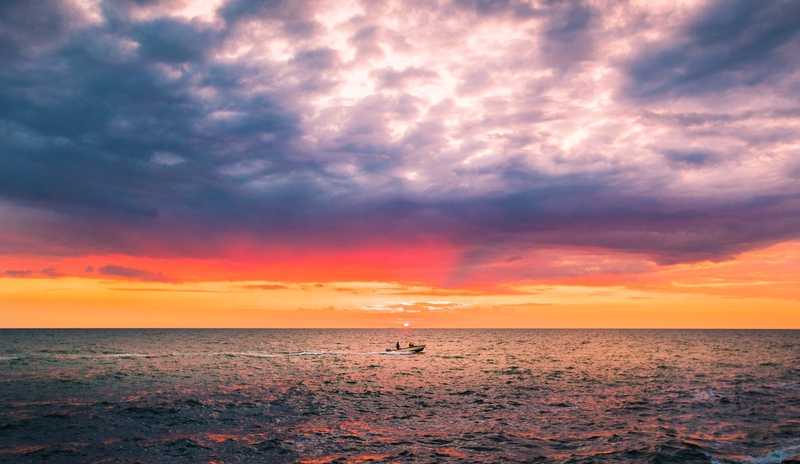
0,0,799,282
98,265,167,282
3,269,33,278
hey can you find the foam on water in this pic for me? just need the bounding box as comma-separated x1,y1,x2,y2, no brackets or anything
710,444,800,464
748,444,800,464
378,350,422,355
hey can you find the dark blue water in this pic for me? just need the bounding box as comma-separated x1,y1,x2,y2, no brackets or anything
1,329,799,463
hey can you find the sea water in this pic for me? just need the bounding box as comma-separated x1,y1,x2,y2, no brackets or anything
1,329,799,463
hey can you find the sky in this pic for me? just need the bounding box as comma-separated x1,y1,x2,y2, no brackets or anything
1,0,800,328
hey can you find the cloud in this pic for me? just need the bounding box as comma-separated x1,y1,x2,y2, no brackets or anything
625,0,800,99
539,0,596,68
661,149,722,169
151,151,185,166
0,0,85,60
451,0,537,19
220,0,319,38
3,269,33,278
98,265,167,282
110,287,228,293
373,67,439,89
40,267,62,278
243,283,291,290
1,267,62,278
0,0,799,285
132,18,219,63
362,300,468,313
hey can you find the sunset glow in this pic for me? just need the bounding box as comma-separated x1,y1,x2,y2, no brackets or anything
2,0,800,327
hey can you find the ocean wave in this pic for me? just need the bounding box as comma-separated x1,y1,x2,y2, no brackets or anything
692,388,723,402
1,329,797,463
710,444,800,464
749,444,800,464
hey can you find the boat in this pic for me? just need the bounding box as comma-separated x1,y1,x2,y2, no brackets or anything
384,345,425,354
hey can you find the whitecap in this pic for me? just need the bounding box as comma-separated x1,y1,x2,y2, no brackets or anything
710,444,800,464
749,444,800,464
692,388,720,402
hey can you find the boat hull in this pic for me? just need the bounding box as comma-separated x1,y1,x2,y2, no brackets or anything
384,345,425,354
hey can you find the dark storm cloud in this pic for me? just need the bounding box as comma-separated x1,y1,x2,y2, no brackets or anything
0,0,80,60
0,5,303,227
626,0,800,99
445,191,800,265
322,190,800,283
133,18,219,63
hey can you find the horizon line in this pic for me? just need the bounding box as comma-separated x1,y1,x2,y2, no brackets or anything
1,327,799,330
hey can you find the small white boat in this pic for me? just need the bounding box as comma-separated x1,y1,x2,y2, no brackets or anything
384,345,425,354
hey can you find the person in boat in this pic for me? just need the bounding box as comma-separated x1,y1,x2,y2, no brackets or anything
396,341,400,350
409,342,415,347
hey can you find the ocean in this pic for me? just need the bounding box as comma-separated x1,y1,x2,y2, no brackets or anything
1,329,798,463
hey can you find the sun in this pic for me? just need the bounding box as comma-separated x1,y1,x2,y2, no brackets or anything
402,321,411,328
